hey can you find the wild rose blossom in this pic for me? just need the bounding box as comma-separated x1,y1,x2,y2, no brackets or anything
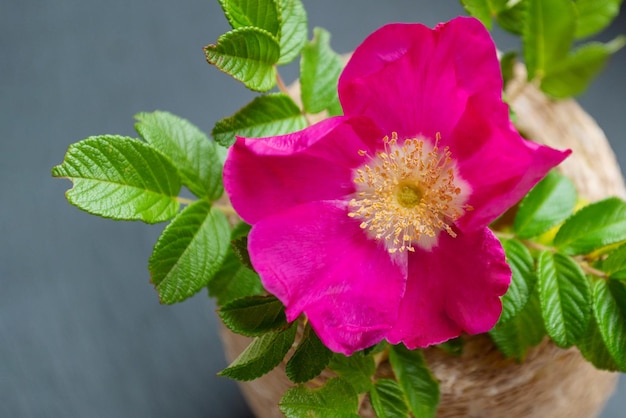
223,17,570,355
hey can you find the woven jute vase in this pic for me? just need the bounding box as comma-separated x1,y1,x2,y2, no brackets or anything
220,67,625,417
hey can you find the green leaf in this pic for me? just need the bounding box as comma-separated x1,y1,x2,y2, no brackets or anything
212,93,307,147
489,292,546,359
363,341,388,356
328,352,375,393
300,27,344,114
149,201,230,304
219,295,287,336
610,271,626,281
230,235,253,270
496,1,526,35
499,240,537,325
460,0,491,29
279,378,359,418
591,279,626,371
513,171,577,238
577,301,620,371
204,27,280,92
134,111,223,201
231,221,252,240
500,51,517,88
523,0,576,80
218,0,280,35
536,251,591,347
541,38,626,98
276,0,308,65
601,243,626,278
574,0,624,39
52,135,181,223
459,0,509,29
286,323,333,383
208,249,264,306
219,322,297,381
388,345,439,418
435,338,464,356
327,99,343,117
554,197,626,255
369,379,409,418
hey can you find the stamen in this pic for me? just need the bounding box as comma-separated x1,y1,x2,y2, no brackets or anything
348,132,471,253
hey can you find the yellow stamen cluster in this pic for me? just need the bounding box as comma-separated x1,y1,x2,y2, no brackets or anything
348,132,470,253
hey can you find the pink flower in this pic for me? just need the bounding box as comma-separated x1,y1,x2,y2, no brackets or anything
223,17,570,355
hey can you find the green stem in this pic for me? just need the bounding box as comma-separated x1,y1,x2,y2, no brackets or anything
520,238,554,253
213,202,238,216
275,68,289,95
493,231,515,240
175,196,238,217
275,66,315,127
176,196,195,206
575,258,609,279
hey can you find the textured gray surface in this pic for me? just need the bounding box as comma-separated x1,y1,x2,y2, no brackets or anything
1,1,624,417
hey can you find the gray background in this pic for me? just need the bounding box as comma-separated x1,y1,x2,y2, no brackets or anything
1,1,624,417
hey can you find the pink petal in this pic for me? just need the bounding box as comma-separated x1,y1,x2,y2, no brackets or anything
248,201,407,355
338,17,502,141
386,228,510,348
449,95,571,232
223,116,384,224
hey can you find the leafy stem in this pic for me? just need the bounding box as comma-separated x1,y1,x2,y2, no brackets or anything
494,230,610,280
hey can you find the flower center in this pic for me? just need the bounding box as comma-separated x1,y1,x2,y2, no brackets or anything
348,132,471,253
396,182,424,208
